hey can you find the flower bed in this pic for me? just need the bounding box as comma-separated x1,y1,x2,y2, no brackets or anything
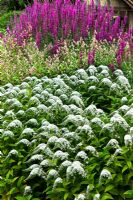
0,66,133,199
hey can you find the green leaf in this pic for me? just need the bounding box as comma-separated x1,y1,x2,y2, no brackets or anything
55,188,66,192
105,185,114,192
15,197,27,200
127,172,133,182
12,176,19,183
0,180,6,188
101,193,114,200
17,176,25,187
32,199,40,200
6,169,13,179
124,190,133,198
115,161,122,167
122,165,128,173
116,174,123,182
127,161,132,169
64,193,69,200
7,187,18,195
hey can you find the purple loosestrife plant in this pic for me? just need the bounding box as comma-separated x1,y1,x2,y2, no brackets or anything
129,42,133,55
116,39,127,67
49,40,64,55
88,49,95,65
0,33,3,38
6,0,132,48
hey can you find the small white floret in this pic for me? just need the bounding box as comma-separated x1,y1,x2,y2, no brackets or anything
87,65,97,75
28,167,44,179
100,169,112,180
101,78,112,87
76,151,88,161
121,97,128,104
110,113,129,130
124,134,132,146
47,169,58,180
74,194,86,200
53,177,63,189
106,139,119,148
24,186,32,196
53,150,69,161
66,161,86,180
93,193,100,200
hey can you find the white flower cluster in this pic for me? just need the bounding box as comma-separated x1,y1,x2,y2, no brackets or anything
5,110,15,119
91,117,104,128
29,96,40,106
40,159,51,167
47,169,58,180
124,134,132,146
7,119,22,130
33,143,47,154
53,177,63,189
87,65,97,76
85,146,98,156
117,76,131,90
2,130,14,138
76,69,88,80
7,149,18,158
118,105,129,114
84,104,97,116
121,97,128,104
93,194,100,200
28,167,44,179
114,69,123,76
88,76,99,83
76,124,93,136
125,108,133,119
18,139,30,146
59,160,72,173
102,123,115,133
98,65,109,71
24,186,32,196
74,194,86,200
53,150,69,161
66,161,86,180
100,169,112,181
21,128,35,137
110,83,120,92
27,154,44,163
70,95,84,108
1,65,133,199
101,78,112,87
54,138,70,151
63,114,89,126
110,113,129,130
75,151,88,161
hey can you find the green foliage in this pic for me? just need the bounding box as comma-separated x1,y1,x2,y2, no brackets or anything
1,38,132,86
0,36,132,86
0,11,21,33
0,66,133,199
1,0,33,10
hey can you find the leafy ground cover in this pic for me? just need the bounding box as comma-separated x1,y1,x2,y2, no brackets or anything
0,66,133,199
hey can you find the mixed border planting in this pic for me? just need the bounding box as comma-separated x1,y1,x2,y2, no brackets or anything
0,0,133,85
0,0,133,199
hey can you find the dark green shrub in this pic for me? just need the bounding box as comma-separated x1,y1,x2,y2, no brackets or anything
0,11,21,33
6,0,33,10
